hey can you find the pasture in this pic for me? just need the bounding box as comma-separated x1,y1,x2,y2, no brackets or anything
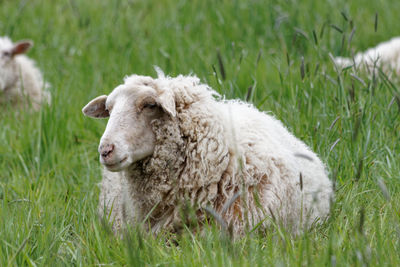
1,0,399,265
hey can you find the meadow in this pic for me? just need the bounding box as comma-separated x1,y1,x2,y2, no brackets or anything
1,0,399,265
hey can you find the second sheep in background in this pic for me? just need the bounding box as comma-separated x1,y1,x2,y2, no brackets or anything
0,36,51,110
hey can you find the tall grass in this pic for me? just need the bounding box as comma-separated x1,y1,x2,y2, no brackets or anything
0,0,399,265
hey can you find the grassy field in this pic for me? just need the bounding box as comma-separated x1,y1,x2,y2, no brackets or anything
1,0,399,265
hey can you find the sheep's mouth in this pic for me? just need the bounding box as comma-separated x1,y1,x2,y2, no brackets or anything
103,157,128,169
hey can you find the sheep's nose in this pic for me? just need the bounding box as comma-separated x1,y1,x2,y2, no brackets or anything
99,144,115,159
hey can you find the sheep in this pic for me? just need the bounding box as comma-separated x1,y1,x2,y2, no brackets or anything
0,36,51,110
82,70,334,236
335,37,400,76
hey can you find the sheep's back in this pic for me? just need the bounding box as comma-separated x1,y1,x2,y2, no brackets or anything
216,100,332,230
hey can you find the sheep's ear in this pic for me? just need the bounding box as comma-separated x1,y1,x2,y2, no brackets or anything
157,91,176,117
11,41,33,56
82,95,110,118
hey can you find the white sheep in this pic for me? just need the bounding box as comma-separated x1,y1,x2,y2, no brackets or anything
335,37,400,76
82,71,333,236
0,36,51,110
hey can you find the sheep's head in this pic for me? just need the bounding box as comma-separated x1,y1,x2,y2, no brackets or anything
82,75,176,172
0,37,33,91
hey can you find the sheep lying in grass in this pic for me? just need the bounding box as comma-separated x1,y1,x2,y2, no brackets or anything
83,71,333,236
0,36,51,110
335,37,400,76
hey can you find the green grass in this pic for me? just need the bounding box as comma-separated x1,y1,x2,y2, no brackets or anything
1,0,400,265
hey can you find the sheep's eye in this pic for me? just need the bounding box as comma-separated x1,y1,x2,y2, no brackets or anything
143,103,157,109
3,51,11,57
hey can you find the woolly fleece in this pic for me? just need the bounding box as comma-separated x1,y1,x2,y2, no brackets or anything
96,73,334,236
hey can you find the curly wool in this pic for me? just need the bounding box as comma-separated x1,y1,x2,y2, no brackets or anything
99,74,333,236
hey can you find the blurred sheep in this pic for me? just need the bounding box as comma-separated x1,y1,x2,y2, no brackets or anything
335,37,400,76
0,36,50,110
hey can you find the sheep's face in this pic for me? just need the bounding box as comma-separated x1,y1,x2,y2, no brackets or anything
0,37,32,91
82,76,176,172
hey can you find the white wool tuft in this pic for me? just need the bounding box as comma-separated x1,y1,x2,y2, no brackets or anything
154,65,165,79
